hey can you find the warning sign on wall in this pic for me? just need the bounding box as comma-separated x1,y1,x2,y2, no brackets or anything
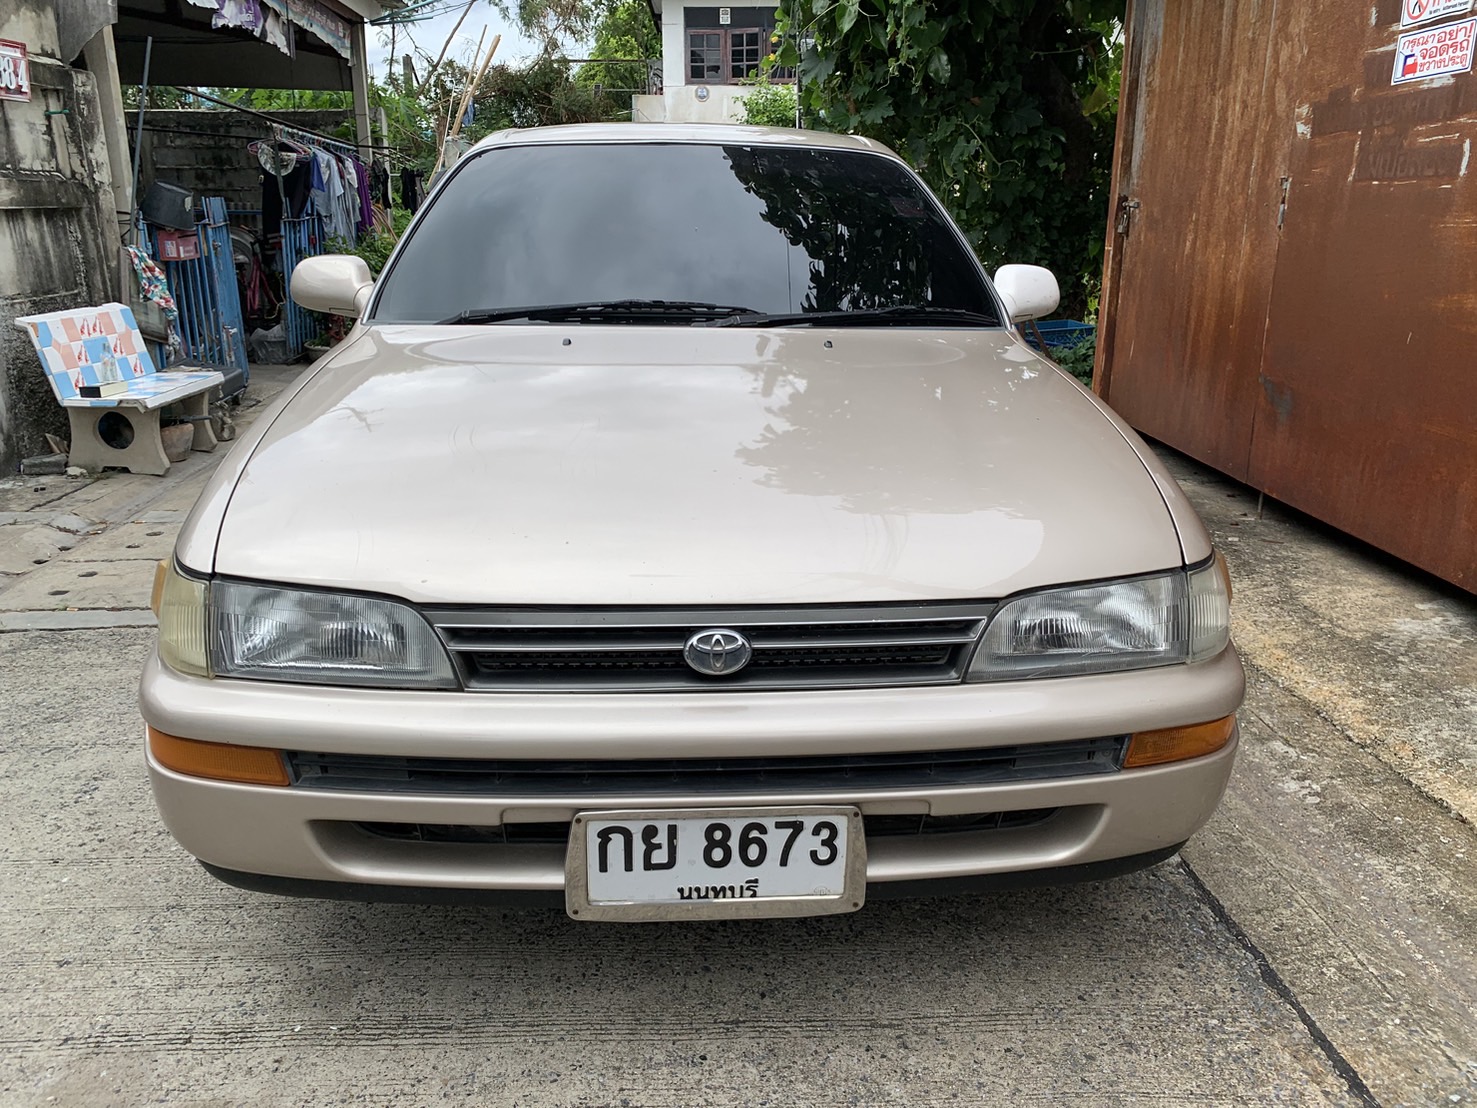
1401,0,1474,29
1391,16,1477,84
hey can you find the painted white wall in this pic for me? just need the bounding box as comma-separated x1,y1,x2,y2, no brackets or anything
632,86,752,124
666,84,750,123
632,93,665,123
660,1,686,90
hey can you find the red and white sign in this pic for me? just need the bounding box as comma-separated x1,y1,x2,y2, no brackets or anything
1391,16,1477,84
0,40,31,103
1401,0,1474,28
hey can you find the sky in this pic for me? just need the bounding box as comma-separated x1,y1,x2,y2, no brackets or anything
363,1,543,84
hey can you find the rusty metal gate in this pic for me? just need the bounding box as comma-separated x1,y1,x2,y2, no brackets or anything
1096,0,1477,591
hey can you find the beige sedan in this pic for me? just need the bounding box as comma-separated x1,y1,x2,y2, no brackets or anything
142,124,1241,921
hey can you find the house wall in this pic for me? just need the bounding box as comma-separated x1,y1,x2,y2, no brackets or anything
0,1,121,473
641,1,764,123
660,1,686,92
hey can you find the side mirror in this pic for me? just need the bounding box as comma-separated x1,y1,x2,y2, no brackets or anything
291,254,374,318
993,264,1060,323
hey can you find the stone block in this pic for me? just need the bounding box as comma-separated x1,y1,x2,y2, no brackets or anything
21,454,66,475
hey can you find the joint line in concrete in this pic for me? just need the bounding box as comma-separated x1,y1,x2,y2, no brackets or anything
1179,857,1381,1108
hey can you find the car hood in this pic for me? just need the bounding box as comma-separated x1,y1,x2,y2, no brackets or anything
212,325,1182,605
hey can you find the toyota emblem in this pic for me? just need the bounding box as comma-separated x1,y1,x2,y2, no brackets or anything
682,628,753,676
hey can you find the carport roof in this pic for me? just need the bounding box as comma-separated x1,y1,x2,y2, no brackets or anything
114,0,400,90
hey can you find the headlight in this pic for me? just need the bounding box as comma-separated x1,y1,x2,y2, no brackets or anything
209,580,457,688
155,565,459,688
153,561,210,678
967,557,1230,681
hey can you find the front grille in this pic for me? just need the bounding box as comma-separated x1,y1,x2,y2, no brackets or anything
287,736,1126,797
354,809,1060,846
423,603,993,691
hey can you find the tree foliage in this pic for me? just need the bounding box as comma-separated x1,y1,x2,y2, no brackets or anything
740,80,799,128
775,0,1123,316
575,0,661,96
470,58,628,133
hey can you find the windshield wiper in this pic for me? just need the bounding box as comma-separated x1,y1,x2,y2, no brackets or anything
710,305,1000,328
438,300,758,325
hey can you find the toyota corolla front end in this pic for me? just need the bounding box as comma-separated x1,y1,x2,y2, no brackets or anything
140,124,1243,921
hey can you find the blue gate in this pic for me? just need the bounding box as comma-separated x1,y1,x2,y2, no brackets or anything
280,213,326,361
150,197,249,391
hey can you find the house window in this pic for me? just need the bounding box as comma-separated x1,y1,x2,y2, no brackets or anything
687,27,790,83
729,29,764,81
688,31,723,82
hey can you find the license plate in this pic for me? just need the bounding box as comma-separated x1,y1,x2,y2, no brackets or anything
565,807,866,921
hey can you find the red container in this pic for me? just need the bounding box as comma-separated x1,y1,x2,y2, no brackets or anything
156,230,200,261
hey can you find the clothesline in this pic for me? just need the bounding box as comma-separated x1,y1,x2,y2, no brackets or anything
275,123,356,160
168,86,414,168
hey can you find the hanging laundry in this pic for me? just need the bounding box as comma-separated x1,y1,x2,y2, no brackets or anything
308,148,346,242
399,165,422,214
352,156,373,232
333,154,360,243
261,154,312,236
371,160,393,209
125,246,178,323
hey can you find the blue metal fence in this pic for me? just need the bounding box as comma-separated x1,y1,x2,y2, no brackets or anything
280,213,326,361
149,197,249,390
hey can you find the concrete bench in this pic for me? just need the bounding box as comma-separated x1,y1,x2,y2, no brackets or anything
15,303,225,476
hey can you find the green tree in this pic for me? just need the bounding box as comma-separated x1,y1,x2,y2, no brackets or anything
575,0,660,98
775,0,1123,317
466,58,626,135
498,0,608,55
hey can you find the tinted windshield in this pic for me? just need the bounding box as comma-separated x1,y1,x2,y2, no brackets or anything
370,142,1000,324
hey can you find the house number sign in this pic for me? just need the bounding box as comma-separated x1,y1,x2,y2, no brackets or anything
0,40,32,102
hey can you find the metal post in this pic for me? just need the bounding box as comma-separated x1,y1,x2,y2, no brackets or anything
129,35,153,247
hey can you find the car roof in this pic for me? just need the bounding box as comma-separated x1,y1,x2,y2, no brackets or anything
468,123,901,160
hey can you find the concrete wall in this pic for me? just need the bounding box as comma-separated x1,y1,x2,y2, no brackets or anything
0,0,121,473
133,109,352,218
633,86,751,124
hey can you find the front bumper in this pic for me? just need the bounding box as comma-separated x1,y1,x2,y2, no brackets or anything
140,646,1243,895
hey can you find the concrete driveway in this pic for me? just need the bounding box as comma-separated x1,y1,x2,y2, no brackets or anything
1,365,1473,1106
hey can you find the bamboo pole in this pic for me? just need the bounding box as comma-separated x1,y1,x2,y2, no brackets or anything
432,32,499,178
451,33,499,140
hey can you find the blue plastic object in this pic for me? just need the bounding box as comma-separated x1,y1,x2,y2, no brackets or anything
1026,320,1095,350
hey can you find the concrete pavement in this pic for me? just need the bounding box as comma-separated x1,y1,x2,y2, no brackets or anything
0,365,299,631
0,366,1473,1106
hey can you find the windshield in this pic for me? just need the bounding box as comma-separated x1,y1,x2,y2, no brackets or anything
370,142,1000,325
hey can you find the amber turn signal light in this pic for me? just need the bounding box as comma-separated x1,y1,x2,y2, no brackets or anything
150,559,168,615
147,726,290,787
1123,715,1236,769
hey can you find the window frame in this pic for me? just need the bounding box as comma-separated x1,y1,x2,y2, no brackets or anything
685,26,794,84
